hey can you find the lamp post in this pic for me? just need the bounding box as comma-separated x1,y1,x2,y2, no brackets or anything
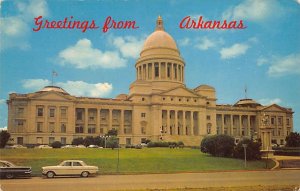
242,144,247,168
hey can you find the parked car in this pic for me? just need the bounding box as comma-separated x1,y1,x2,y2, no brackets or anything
35,145,53,149
42,160,98,178
76,145,86,148
61,145,76,149
87,145,99,148
0,160,32,179
11,144,27,149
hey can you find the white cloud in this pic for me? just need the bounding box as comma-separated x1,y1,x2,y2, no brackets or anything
220,43,249,59
57,81,112,98
21,79,113,98
111,36,145,59
268,53,300,77
0,126,8,131
0,0,49,51
257,57,269,66
0,99,6,105
222,0,283,22
58,39,126,69
178,38,191,46
296,0,300,4
259,98,282,105
22,79,50,90
195,36,224,51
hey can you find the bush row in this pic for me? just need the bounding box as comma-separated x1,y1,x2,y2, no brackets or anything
147,141,184,148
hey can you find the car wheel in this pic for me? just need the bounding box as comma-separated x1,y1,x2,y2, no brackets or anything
81,171,89,178
46,171,55,178
5,173,14,179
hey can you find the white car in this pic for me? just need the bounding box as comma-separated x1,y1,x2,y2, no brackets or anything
35,145,53,149
42,160,98,178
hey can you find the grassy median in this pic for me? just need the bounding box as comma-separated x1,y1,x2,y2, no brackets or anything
0,148,274,176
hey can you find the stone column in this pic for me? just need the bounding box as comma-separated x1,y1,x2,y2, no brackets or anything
84,108,89,134
174,110,178,135
190,111,194,136
166,110,170,134
152,63,155,80
182,111,186,135
96,108,100,134
159,62,161,80
247,115,251,136
171,63,174,80
221,114,225,134
108,109,112,131
198,112,202,135
120,109,124,135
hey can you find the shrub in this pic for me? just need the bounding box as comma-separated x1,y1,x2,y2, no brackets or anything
200,135,235,157
72,137,84,145
51,141,62,148
233,138,261,160
147,141,169,148
0,131,10,148
285,132,300,147
106,136,119,149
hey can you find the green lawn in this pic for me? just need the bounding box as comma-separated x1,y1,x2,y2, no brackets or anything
0,148,274,176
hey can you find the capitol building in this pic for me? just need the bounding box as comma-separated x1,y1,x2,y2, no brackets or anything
7,17,294,146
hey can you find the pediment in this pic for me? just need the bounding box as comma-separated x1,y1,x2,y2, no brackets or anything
159,86,201,98
261,104,288,112
30,91,73,101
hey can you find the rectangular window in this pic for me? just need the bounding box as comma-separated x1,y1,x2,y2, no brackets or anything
37,107,43,117
16,120,24,127
61,123,66,133
88,126,96,134
286,118,290,126
61,137,66,145
17,137,23,145
75,126,84,133
278,117,283,125
49,137,55,144
206,115,211,120
271,117,275,125
37,122,43,132
126,138,131,145
49,108,55,118
154,63,159,77
60,108,67,118
141,113,146,118
167,64,171,78
76,110,83,120
49,122,55,133
174,64,177,79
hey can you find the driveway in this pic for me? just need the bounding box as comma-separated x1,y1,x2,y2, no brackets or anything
1,170,300,191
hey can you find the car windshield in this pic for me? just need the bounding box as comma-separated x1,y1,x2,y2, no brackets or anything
0,161,15,167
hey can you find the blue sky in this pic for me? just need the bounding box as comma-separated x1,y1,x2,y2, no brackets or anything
0,0,299,132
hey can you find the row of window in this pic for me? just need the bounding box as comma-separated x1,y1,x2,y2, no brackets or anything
36,107,67,118
36,122,66,133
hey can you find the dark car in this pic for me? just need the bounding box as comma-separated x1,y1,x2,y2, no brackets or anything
0,160,32,179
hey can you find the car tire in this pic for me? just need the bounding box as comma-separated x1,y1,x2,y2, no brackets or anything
5,173,14,179
46,171,55,178
81,171,89,178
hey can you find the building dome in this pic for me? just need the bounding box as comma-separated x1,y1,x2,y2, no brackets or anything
139,16,180,58
37,86,69,95
234,98,261,107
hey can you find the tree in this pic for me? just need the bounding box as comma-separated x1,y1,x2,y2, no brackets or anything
200,135,235,157
72,137,84,145
106,129,118,136
51,141,62,148
106,136,119,149
83,136,95,146
233,138,261,160
285,132,300,147
0,131,11,148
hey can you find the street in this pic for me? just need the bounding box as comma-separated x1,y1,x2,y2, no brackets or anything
0,170,299,191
